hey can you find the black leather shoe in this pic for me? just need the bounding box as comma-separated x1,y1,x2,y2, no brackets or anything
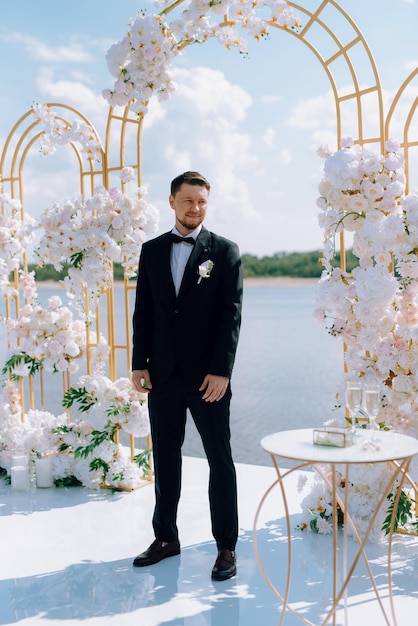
133,539,180,567
211,549,236,581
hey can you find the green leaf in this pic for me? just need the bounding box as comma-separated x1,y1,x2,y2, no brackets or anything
382,487,416,534
68,251,84,269
2,352,42,378
62,386,97,411
133,449,151,475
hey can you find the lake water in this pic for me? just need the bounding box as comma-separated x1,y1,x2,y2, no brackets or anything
0,284,344,467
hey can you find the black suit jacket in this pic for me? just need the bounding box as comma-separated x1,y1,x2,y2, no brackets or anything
132,226,243,385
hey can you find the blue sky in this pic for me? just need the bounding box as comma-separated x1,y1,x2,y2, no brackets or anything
1,0,417,256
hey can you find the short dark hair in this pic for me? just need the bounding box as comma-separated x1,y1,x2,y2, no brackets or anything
170,171,211,196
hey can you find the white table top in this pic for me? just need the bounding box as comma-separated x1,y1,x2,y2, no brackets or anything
261,428,418,464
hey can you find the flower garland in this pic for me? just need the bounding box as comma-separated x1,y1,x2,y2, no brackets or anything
32,103,103,161
299,137,418,540
0,192,35,295
102,0,300,116
34,177,159,308
315,138,418,434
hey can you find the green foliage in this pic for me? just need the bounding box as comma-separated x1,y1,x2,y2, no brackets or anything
62,386,97,412
2,352,42,379
73,422,119,459
382,488,418,535
28,264,68,282
241,249,358,278
106,403,131,419
133,449,151,475
89,457,110,476
68,251,84,269
54,476,82,488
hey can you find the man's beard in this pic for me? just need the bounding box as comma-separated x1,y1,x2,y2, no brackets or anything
178,216,201,231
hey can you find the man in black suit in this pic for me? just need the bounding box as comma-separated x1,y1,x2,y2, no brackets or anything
131,171,243,581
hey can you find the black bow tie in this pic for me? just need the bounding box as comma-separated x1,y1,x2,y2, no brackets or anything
171,234,196,245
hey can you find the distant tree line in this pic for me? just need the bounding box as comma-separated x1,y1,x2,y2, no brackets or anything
241,249,358,278
26,249,358,282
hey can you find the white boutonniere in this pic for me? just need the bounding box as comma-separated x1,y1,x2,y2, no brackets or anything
197,259,214,284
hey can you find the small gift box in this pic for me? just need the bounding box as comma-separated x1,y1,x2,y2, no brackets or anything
313,427,356,448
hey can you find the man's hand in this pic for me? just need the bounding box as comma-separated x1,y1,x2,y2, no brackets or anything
199,374,229,402
132,369,152,393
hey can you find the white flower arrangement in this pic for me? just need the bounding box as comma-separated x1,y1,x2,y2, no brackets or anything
0,374,151,490
62,374,150,437
102,1,300,116
315,138,418,425
34,184,159,307
297,464,409,543
1,287,109,377
305,137,418,539
54,374,151,489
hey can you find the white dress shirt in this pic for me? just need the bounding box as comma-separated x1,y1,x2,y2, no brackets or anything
170,225,202,295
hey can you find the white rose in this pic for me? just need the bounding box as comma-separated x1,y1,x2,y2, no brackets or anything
361,180,384,200
376,315,395,336
397,349,418,372
323,149,361,188
391,374,415,395
385,138,400,152
374,250,392,266
317,144,332,158
348,194,371,213
318,179,331,196
362,154,383,176
343,213,364,232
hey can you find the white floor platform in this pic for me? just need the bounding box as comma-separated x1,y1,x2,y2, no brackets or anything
1,455,418,626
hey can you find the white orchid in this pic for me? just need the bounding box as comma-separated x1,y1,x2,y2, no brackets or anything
102,1,300,115
34,185,159,307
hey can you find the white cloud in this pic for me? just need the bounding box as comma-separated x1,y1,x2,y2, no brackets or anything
174,66,252,122
263,127,276,148
286,91,335,130
139,66,261,242
279,148,292,165
0,32,92,62
285,84,418,151
69,70,94,84
405,60,418,71
260,95,284,105
35,67,108,128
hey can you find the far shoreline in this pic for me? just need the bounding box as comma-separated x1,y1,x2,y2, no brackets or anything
243,276,319,287
34,276,320,289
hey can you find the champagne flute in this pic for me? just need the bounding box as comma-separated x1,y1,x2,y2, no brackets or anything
362,382,381,443
345,380,362,434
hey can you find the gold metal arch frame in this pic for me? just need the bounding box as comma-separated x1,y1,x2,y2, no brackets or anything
1,0,417,488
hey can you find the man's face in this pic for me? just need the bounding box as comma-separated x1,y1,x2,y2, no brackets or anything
169,183,209,234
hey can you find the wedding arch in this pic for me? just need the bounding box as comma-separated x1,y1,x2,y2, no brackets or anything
1,0,418,495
